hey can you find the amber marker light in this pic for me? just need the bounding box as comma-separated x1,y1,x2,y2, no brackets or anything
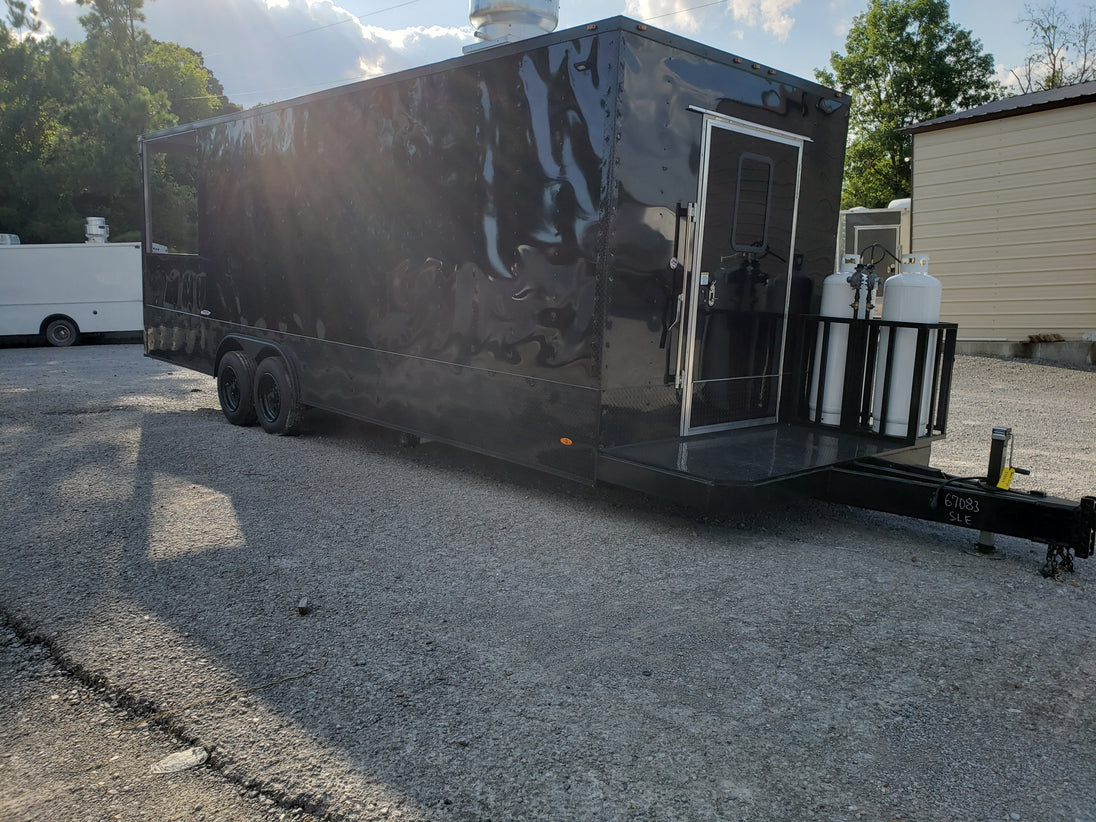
560,437,574,446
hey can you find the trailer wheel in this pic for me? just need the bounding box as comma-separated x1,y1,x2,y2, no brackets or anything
45,317,79,347
254,356,304,435
216,351,258,426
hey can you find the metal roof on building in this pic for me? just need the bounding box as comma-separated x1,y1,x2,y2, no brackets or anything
904,80,1096,134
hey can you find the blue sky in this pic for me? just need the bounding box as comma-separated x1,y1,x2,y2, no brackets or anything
27,0,1085,108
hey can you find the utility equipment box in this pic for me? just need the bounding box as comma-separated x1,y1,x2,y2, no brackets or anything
837,204,911,279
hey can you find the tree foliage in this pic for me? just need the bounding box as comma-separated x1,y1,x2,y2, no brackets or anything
77,0,151,86
0,0,237,243
816,0,1003,209
0,4,79,239
1013,2,1095,92
4,0,40,34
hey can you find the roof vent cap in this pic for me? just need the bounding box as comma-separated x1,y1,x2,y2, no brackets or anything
85,217,109,243
465,0,559,52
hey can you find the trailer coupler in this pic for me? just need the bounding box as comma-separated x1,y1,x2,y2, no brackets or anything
800,459,1096,575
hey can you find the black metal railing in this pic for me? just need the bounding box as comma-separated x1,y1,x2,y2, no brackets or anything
786,315,958,444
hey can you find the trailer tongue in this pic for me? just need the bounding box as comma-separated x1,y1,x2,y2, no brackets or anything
602,428,1096,577
801,456,1096,579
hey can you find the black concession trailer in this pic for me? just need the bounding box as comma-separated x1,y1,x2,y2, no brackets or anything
138,17,1094,574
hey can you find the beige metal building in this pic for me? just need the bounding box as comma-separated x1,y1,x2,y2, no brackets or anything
905,82,1096,364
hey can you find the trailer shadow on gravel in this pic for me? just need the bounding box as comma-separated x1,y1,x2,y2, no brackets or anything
294,408,1076,579
1,350,1093,821
109,408,1096,817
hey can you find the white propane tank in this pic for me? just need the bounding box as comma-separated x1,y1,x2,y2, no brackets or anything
809,254,873,424
872,254,942,437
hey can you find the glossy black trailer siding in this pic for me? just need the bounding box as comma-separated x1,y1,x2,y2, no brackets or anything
601,31,848,446
139,18,850,483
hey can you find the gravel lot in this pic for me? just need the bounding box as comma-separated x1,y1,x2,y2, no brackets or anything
1,344,1094,822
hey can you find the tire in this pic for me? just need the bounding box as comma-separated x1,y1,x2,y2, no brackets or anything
45,317,79,347
253,356,304,435
216,350,257,426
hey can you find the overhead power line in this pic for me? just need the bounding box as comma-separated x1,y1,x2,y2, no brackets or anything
286,0,423,38
642,0,734,23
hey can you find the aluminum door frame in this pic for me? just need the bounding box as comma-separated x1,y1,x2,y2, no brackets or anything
679,109,809,437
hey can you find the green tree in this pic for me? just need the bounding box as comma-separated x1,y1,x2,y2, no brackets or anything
0,3,83,240
66,0,166,238
138,42,242,250
144,41,237,124
76,0,150,85
61,68,175,238
0,0,237,242
816,0,1003,208
1014,2,1095,92
4,0,41,35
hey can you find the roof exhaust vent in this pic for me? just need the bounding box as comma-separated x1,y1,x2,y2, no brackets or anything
85,217,109,244
465,0,558,53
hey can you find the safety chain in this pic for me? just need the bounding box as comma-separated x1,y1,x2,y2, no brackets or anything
1041,544,1076,580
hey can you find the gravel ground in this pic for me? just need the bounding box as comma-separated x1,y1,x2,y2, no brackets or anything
0,623,281,822
0,344,1093,822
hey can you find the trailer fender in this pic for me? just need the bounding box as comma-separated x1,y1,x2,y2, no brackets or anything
215,335,298,381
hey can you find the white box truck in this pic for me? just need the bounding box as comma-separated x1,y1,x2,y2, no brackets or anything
0,218,143,346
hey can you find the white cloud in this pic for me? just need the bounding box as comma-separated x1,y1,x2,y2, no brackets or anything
130,0,471,105
627,0,798,40
997,62,1021,91
353,24,471,79
27,0,474,105
725,0,798,40
18,0,79,41
357,23,471,53
625,0,705,32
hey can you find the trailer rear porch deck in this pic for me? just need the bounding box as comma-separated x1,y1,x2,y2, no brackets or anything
598,423,930,509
